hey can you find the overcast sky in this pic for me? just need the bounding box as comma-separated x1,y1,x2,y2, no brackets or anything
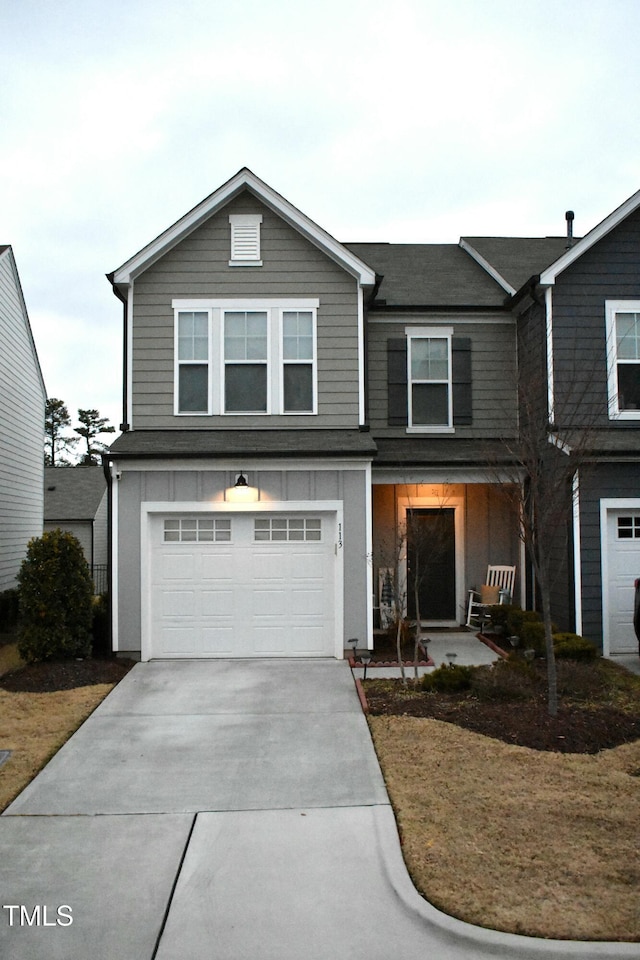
3,0,640,442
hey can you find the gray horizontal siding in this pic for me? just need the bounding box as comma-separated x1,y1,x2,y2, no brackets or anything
0,250,45,589
131,192,361,430
115,465,369,656
367,314,518,438
552,206,640,428
578,463,640,647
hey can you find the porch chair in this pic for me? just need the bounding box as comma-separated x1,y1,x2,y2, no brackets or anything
466,565,516,628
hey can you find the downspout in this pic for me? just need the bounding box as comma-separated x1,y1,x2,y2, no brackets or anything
106,273,130,432
102,454,114,655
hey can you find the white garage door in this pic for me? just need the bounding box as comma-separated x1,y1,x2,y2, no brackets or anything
606,509,640,655
149,512,336,658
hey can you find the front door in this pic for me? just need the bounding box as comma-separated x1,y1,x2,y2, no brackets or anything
406,508,456,622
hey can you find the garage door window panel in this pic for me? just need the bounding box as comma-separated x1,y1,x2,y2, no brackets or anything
254,517,322,542
164,517,231,542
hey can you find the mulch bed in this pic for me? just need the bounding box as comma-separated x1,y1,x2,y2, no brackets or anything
363,683,640,754
0,657,135,693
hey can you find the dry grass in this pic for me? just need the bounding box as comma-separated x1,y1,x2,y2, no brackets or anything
0,684,115,812
369,715,640,942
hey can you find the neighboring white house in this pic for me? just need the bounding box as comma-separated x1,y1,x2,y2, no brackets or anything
0,245,46,591
44,466,108,592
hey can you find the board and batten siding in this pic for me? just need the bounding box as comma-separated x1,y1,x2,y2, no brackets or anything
367,313,518,438
113,464,369,656
0,248,46,590
131,192,361,430
551,205,640,428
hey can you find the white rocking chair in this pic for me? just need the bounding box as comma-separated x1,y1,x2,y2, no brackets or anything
466,565,516,628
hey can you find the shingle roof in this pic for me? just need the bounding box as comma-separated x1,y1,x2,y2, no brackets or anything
44,467,106,521
108,429,377,459
373,437,518,466
345,243,507,308
460,237,575,294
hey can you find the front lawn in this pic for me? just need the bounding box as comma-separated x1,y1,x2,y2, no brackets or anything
365,658,640,941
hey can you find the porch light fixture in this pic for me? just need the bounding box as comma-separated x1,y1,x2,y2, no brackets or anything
225,472,259,503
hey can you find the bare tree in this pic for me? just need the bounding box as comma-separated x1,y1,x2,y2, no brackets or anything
488,322,600,717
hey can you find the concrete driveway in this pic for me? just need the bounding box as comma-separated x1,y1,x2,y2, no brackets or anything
0,659,635,959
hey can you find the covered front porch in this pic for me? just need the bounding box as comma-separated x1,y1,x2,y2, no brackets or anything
371,480,524,629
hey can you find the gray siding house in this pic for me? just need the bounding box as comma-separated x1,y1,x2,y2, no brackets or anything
44,466,108,592
0,246,46,591
105,171,640,660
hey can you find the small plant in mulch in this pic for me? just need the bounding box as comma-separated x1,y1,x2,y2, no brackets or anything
363,658,640,753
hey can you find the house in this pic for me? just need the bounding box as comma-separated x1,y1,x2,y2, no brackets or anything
0,245,46,592
105,170,639,661
44,466,109,593
488,195,640,658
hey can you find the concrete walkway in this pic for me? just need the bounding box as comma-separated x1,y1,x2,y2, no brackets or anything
0,658,636,959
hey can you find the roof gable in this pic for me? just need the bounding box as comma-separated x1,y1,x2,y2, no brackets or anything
460,237,573,296
110,168,376,290
346,242,506,308
0,245,46,398
44,466,106,520
539,188,640,285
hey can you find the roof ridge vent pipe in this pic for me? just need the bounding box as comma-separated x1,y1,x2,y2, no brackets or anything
565,210,575,248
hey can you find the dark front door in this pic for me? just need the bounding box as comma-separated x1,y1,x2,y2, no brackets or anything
406,508,456,622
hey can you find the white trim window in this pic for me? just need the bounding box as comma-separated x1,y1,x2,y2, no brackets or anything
281,309,316,413
176,310,210,413
606,301,640,419
229,214,262,266
223,310,269,413
407,327,453,431
173,299,318,417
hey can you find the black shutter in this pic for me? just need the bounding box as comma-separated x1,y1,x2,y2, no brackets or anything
452,337,472,425
387,339,408,426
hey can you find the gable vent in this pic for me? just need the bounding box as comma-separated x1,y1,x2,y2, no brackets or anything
229,214,263,265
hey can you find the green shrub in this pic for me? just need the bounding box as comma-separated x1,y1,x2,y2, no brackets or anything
422,663,473,693
553,633,598,661
17,529,94,663
520,620,546,655
0,588,20,633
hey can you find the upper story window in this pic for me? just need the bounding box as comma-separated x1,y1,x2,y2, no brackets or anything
173,299,318,416
229,214,262,266
282,310,316,412
606,301,640,419
407,328,454,431
224,311,269,412
177,311,210,413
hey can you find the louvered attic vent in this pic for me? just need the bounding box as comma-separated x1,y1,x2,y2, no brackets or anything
229,214,263,265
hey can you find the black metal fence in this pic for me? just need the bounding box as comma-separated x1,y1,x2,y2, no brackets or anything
92,564,108,595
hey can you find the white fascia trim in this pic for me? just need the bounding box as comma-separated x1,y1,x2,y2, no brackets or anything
540,188,640,285
545,287,555,424
459,239,516,296
572,470,582,636
109,457,372,473
109,463,119,651
127,283,134,428
112,168,377,287
364,460,373,649
172,298,320,310
358,282,365,425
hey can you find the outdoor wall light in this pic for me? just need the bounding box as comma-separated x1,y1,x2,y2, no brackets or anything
225,472,259,503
